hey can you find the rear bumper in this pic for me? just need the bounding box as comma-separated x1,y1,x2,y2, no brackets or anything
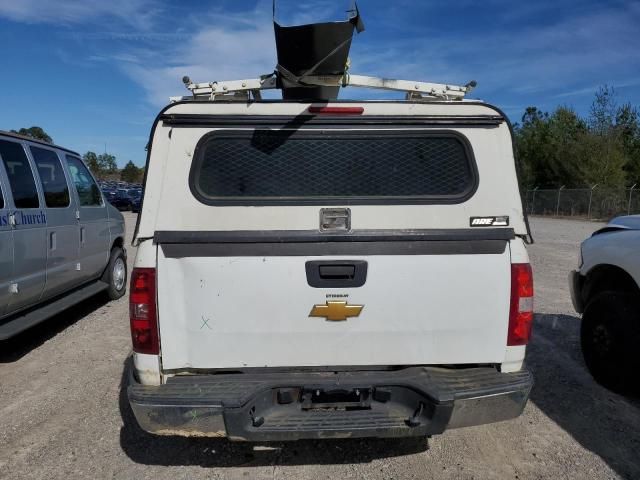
127,366,532,441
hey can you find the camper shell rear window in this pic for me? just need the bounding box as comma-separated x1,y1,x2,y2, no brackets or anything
189,130,478,205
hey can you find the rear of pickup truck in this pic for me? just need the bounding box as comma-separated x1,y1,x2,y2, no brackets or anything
127,101,534,441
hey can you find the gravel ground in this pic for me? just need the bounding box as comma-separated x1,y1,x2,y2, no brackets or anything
1,214,639,480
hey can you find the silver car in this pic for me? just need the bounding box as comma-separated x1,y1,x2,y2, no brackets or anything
0,131,126,339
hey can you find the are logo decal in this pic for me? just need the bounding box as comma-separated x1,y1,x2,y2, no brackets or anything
470,216,509,227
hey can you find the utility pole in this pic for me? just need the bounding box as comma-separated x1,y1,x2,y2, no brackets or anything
556,185,565,217
588,184,598,219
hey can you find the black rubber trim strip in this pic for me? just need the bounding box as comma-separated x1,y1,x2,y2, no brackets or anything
160,240,507,257
160,114,504,127
154,228,515,244
155,229,513,257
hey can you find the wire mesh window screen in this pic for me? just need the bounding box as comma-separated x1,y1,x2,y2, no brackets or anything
191,130,477,204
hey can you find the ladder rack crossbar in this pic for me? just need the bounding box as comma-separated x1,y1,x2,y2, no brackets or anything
181,73,476,101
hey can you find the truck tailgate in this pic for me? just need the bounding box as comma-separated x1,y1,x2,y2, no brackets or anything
156,237,511,370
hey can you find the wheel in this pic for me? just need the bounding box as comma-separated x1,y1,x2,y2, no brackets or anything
581,291,640,394
102,247,127,300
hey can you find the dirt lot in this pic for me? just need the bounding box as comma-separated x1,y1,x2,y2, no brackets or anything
1,214,639,480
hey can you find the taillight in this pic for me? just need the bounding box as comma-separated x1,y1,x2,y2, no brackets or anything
507,263,534,346
129,267,158,354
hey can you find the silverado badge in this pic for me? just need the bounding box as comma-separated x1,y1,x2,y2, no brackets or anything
309,301,364,321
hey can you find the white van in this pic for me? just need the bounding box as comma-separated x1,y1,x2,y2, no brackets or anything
126,73,534,441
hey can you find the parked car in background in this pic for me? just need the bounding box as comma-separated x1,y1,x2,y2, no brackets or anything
101,188,116,202
570,215,640,394
110,189,134,211
130,190,142,213
0,130,127,339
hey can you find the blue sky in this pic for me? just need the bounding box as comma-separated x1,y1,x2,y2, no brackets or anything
0,0,638,167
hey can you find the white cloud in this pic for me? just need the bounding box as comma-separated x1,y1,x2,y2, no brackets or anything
349,1,640,104
554,79,640,99
118,0,364,106
116,2,281,106
0,0,159,30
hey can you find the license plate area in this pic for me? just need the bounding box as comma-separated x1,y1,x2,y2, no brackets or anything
226,384,444,440
300,387,371,411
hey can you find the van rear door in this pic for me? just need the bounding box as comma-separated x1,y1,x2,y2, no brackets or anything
64,155,110,281
153,126,514,371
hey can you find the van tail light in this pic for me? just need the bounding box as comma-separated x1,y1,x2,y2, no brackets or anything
129,268,159,355
507,263,534,346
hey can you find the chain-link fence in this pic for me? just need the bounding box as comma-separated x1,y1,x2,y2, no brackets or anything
524,186,640,220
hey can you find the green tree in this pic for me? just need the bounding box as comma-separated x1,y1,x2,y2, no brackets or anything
616,103,640,184
515,85,639,189
547,106,587,185
515,107,554,187
98,153,118,174
517,106,588,188
589,85,617,135
582,87,628,187
11,126,53,143
120,161,142,183
82,151,119,179
83,151,100,174
575,132,627,187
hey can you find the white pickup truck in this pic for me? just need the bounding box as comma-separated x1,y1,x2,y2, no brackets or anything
570,215,640,394
125,85,535,441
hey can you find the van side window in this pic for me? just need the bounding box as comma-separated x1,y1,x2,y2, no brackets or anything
31,147,70,208
0,139,40,209
0,184,4,209
65,155,102,207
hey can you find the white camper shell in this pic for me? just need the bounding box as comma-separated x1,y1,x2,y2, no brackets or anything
127,76,534,441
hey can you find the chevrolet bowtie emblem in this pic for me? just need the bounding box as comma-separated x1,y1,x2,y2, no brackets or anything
309,301,364,321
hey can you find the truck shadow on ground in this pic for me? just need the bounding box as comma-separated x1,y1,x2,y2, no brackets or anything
117,358,428,468
0,295,109,363
528,313,640,480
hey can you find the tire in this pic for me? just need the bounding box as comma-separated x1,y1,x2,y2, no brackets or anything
102,247,127,300
581,291,640,394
